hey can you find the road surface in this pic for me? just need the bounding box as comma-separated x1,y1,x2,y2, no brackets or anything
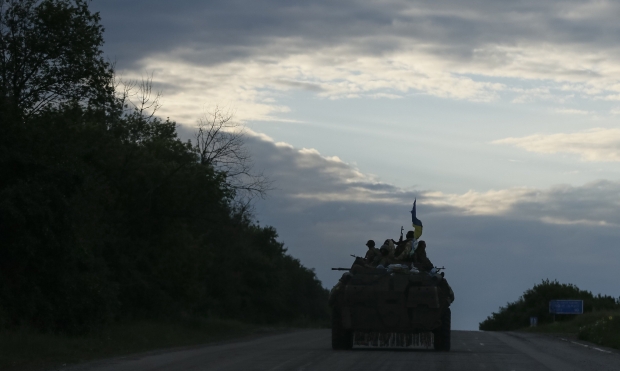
66,330,620,371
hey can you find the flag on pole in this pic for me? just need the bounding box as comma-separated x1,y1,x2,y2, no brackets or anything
411,199,423,239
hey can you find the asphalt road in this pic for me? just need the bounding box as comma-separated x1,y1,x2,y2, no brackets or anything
67,330,620,371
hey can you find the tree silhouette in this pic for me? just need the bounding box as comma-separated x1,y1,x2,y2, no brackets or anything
0,0,113,118
194,107,272,203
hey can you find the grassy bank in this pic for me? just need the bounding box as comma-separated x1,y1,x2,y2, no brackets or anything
0,319,269,371
522,310,620,350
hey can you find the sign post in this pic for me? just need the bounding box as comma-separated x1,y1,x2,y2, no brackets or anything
549,300,584,317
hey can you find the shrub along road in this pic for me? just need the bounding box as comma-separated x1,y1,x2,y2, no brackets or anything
64,329,620,371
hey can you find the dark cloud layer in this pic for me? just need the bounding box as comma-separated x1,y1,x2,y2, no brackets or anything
238,133,620,330
93,0,620,69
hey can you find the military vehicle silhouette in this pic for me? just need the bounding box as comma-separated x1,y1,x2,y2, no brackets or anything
329,258,453,351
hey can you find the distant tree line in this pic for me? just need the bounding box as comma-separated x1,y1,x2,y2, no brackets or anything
0,0,329,334
479,280,620,331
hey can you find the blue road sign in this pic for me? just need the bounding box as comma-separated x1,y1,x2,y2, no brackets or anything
549,300,583,314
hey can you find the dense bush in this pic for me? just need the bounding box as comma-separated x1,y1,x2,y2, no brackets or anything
479,280,620,331
0,0,329,334
578,313,620,349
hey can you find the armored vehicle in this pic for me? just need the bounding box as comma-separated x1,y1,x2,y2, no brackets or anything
329,260,454,351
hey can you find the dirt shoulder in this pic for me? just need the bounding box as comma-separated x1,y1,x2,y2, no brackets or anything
1,320,309,371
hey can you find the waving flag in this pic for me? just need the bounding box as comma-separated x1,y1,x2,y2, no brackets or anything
411,199,423,239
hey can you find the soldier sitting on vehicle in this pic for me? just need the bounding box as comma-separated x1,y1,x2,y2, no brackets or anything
378,238,396,260
374,244,392,267
364,240,380,264
393,231,414,261
348,240,381,272
411,240,434,271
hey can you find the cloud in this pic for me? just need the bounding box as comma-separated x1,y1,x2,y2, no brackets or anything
94,0,620,122
122,48,504,123
493,128,620,162
227,130,620,237
234,131,620,330
127,40,620,122
554,108,590,115
96,0,620,67
540,217,611,226
243,129,620,224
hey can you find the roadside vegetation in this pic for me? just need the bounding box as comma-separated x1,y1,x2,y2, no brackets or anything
0,1,329,369
523,310,620,350
480,280,620,350
0,319,258,371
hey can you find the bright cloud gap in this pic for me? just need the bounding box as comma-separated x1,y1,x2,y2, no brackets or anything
494,128,620,162
246,131,620,228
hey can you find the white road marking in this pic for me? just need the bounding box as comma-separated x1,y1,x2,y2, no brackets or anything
558,337,613,354
569,341,612,354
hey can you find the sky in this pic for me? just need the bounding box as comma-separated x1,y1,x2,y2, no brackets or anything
93,0,620,330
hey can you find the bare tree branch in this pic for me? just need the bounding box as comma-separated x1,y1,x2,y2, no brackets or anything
194,107,273,203
114,73,161,120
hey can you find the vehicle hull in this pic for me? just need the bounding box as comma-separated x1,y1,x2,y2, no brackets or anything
330,267,452,351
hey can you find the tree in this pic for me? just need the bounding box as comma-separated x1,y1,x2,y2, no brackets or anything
194,107,272,204
0,0,329,335
0,0,113,118
479,280,620,331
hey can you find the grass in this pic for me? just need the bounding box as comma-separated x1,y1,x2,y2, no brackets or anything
522,310,620,350
0,319,262,371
